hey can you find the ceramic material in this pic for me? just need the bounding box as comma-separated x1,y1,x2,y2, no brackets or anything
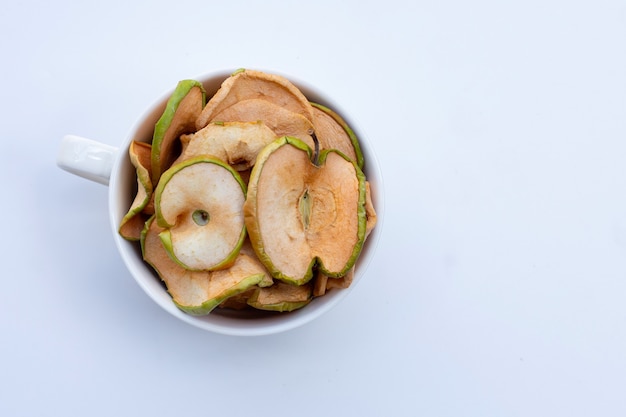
57,70,384,336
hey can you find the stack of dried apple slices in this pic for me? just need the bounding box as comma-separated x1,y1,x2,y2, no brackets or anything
118,69,377,316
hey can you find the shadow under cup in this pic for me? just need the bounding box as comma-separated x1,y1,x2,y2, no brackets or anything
109,70,384,336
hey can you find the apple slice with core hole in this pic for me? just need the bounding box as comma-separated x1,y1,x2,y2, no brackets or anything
244,136,367,285
155,155,247,271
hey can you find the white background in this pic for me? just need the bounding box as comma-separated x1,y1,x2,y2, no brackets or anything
2,1,626,415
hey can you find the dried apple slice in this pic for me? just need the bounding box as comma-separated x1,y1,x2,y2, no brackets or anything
119,141,153,240
247,281,312,312
312,268,355,297
141,217,268,315
244,136,367,285
195,69,314,130
326,268,354,291
310,102,364,169
151,80,206,185
218,289,256,310
155,156,247,271
364,181,377,239
176,121,278,171
209,98,316,149
237,239,273,288
312,271,328,297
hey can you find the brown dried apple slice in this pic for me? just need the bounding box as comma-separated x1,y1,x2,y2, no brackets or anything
246,281,312,312
119,141,153,240
244,136,367,285
217,288,256,310
312,271,328,297
310,102,364,169
176,121,278,171
209,98,315,149
326,268,355,291
195,69,314,130
141,217,268,316
364,181,378,239
313,268,355,297
151,80,206,185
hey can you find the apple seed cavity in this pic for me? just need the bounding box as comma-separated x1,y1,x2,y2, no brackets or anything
192,209,210,226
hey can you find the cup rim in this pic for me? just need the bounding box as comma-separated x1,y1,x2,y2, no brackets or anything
108,69,385,336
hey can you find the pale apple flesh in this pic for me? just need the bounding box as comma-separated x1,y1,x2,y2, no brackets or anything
155,156,247,271
177,121,278,171
244,136,367,286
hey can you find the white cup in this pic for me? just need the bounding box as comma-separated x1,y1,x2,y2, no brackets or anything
57,70,384,336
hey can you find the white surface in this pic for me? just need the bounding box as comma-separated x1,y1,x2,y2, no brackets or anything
2,1,626,415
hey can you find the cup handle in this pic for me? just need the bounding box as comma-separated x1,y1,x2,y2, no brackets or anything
57,135,119,186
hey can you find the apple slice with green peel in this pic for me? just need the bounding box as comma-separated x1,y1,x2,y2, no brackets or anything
326,267,354,291
119,141,153,240
141,217,268,316
209,98,316,149
218,288,256,310
244,136,367,285
151,79,206,185
238,239,274,288
310,102,364,169
176,121,278,171
247,281,312,312
195,69,314,131
155,155,247,271
364,181,377,239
